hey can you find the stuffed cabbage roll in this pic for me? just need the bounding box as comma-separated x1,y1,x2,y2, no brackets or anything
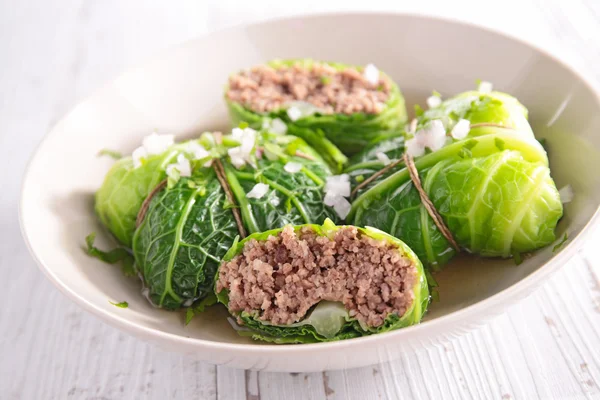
348,90,563,269
215,220,428,343
131,129,342,308
95,134,218,247
225,59,408,166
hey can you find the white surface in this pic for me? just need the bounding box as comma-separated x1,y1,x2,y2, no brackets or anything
3,0,600,398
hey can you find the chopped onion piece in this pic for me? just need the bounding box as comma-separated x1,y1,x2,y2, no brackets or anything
228,147,246,168
185,141,210,160
418,120,447,152
325,174,351,198
227,127,257,168
240,129,256,153
324,192,352,219
559,185,574,204
323,192,338,207
286,101,321,121
451,119,471,140
246,183,270,199
405,138,425,157
287,106,302,121
478,81,493,94
376,152,391,166
132,146,147,168
363,63,380,85
426,95,442,109
284,161,303,173
231,127,244,142
166,153,191,178
142,133,175,155
269,118,288,135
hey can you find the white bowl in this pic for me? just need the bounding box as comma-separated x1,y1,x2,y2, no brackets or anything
20,12,600,372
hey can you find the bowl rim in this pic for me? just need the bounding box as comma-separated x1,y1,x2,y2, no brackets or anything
19,10,600,355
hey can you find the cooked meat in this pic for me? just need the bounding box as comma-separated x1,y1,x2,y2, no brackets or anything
216,225,417,329
226,63,391,115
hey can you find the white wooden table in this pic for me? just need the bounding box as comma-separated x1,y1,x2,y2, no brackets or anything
2,1,600,399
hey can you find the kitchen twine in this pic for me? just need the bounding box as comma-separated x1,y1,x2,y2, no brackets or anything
136,179,167,227
352,122,516,249
403,153,461,252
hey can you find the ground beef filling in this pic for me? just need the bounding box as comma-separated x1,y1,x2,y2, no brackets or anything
216,226,417,329
226,63,391,115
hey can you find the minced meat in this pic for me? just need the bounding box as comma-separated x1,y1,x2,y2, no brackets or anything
226,63,391,115
216,225,417,329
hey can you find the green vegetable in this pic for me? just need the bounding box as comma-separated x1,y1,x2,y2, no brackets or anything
131,133,339,309
224,59,408,163
85,232,135,277
97,149,122,159
350,130,562,268
95,137,214,247
185,308,195,325
553,233,568,252
513,253,523,265
215,220,429,343
132,171,236,309
347,91,563,269
109,301,129,308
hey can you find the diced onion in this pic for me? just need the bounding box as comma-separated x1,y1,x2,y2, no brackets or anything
426,95,442,109
132,132,176,168
246,183,270,199
324,192,352,219
325,174,351,198
376,152,392,166
406,119,448,156
231,127,244,142
451,119,471,140
166,153,191,178
558,185,574,204
478,81,493,94
287,106,302,121
185,141,210,160
286,101,322,121
284,161,303,173
334,200,351,219
363,63,380,85
405,138,425,157
419,120,447,151
228,147,246,168
269,118,288,135
228,127,257,168
132,146,147,168
142,133,174,155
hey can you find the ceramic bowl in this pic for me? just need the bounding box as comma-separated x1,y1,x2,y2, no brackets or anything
20,12,600,372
